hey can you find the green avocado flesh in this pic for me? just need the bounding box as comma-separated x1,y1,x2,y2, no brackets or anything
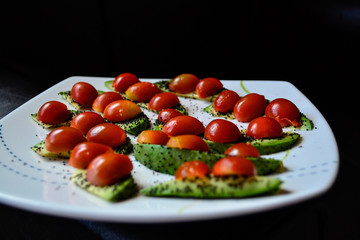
58,90,104,110
30,110,82,128
107,112,150,136
140,175,282,198
71,170,138,202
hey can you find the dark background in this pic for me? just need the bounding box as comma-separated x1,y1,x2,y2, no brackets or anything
0,1,359,239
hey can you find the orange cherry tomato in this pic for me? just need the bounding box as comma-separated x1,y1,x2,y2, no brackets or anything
137,130,170,145
92,92,123,113
157,108,183,123
103,100,142,122
70,112,105,135
212,156,257,177
195,77,223,98
265,98,301,127
70,82,98,106
112,73,140,93
69,142,113,169
45,127,86,153
175,161,210,180
213,90,241,113
86,153,133,186
166,135,209,152
86,123,127,148
169,73,200,94
246,117,283,139
233,93,268,122
148,92,180,111
36,101,71,124
162,115,205,136
224,143,260,158
125,82,161,102
204,119,242,143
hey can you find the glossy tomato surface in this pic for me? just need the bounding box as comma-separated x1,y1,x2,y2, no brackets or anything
224,143,260,157
148,92,180,111
112,73,139,93
233,93,268,122
162,115,205,136
265,98,301,127
195,77,223,98
157,108,183,123
169,73,200,94
45,127,86,153
213,90,241,113
166,135,209,152
212,156,257,177
70,112,105,135
86,123,127,148
69,142,113,169
175,161,210,180
246,117,283,139
204,119,241,143
92,92,123,113
137,130,170,145
103,100,142,122
36,101,71,124
70,82,98,106
125,82,161,102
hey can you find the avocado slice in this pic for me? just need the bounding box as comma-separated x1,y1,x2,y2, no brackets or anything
58,90,104,110
106,112,150,136
30,110,82,129
140,175,282,198
71,169,138,202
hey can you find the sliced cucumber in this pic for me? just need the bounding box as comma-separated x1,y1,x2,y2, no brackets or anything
58,90,104,110
30,110,82,129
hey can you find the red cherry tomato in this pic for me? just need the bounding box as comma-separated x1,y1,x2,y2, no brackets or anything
233,93,268,122
169,73,200,94
137,130,170,145
195,77,223,98
92,92,123,113
86,153,133,186
212,156,257,177
36,101,71,124
166,135,209,152
246,117,283,139
204,119,241,143
86,123,127,148
70,112,105,135
157,108,183,123
175,161,210,180
70,82,98,106
69,142,113,169
213,90,241,113
112,73,140,93
162,116,205,136
125,82,161,102
148,92,180,111
103,100,142,122
45,127,86,153
224,143,260,158
265,98,301,127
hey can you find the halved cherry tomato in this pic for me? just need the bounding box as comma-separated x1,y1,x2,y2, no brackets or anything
70,82,98,106
45,126,86,153
195,77,223,98
265,98,301,127
148,92,180,111
213,90,241,113
137,130,170,145
103,100,142,122
204,119,242,143
112,73,140,93
233,93,268,122
125,82,161,102
224,143,260,158
246,117,283,139
157,108,183,123
92,92,123,113
70,112,105,135
86,153,133,186
169,73,200,94
162,116,205,136
69,142,113,169
212,156,257,177
175,161,210,180
166,135,209,152
86,123,127,148
36,101,71,124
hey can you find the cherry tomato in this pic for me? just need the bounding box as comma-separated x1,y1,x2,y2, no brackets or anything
125,82,161,102
175,161,210,180
213,90,241,113
212,156,257,177
169,73,200,94
112,73,139,93
36,101,71,124
157,108,183,123
166,135,209,152
70,112,105,135
70,82,98,106
137,130,170,145
69,142,113,169
162,115,205,136
86,123,127,148
265,98,301,127
233,93,268,122
246,117,283,139
103,100,142,122
45,127,86,153
204,119,242,143
195,77,223,98
92,92,123,113
86,153,133,186
148,92,180,111
224,143,260,158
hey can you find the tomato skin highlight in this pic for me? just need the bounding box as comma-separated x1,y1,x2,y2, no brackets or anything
148,92,180,111
103,100,142,122
265,98,301,127
204,119,242,143
246,117,283,139
112,73,140,93
166,135,209,152
213,90,241,113
45,127,87,153
69,142,113,169
92,92,123,113
195,77,223,98
125,82,161,102
36,101,72,124
137,130,170,145
162,115,205,136
86,153,133,186
169,73,200,94
175,161,210,180
233,93,268,122
70,82,98,106
70,112,105,135
86,123,127,148
224,143,260,158
212,156,257,177
157,108,183,123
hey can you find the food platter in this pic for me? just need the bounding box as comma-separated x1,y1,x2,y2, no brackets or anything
0,76,339,223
